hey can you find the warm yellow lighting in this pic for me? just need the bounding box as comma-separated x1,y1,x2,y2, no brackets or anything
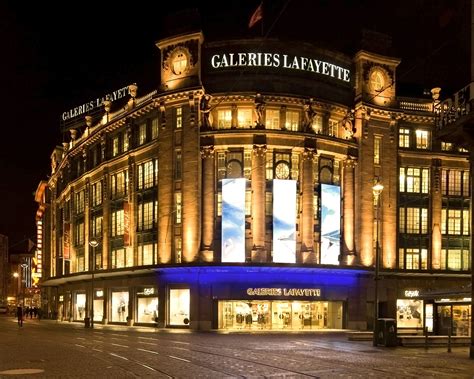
13,272,19,278
372,178,384,197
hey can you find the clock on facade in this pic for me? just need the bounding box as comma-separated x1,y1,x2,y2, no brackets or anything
275,161,290,179
369,68,385,92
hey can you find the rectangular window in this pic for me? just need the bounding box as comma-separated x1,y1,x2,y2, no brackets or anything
245,190,252,215
217,152,226,180
401,207,428,234
374,136,381,165
123,132,129,152
399,167,429,193
328,119,338,137
169,288,190,325
175,150,182,180
111,248,126,269
75,190,85,214
244,150,252,179
175,192,182,224
91,181,102,207
441,142,453,151
291,154,299,180
266,192,273,216
138,200,155,231
312,115,323,134
91,214,103,238
137,160,157,190
217,192,222,216
237,108,252,128
175,237,182,263
217,109,232,129
110,171,128,199
415,130,429,149
151,118,159,139
111,208,124,237
176,107,182,129
138,122,147,145
443,169,469,196
285,111,299,131
447,209,462,235
138,243,155,266
265,152,273,180
112,135,120,157
74,221,84,246
399,128,410,148
265,109,280,130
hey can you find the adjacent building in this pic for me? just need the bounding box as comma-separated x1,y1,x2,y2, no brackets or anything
35,27,471,335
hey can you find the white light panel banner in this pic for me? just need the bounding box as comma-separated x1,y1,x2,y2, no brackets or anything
320,184,341,265
221,178,246,262
273,179,296,263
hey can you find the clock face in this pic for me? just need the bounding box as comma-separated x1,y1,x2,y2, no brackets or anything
226,160,242,178
275,161,290,179
171,48,189,75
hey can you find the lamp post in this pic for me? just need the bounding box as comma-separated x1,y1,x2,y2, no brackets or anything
89,238,99,328
372,178,384,346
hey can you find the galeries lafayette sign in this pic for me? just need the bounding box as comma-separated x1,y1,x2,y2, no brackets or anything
247,287,321,297
210,52,350,83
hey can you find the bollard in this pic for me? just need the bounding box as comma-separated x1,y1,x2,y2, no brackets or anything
424,326,429,351
447,326,452,353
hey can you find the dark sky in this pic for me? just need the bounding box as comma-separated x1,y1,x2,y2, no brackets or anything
0,0,469,248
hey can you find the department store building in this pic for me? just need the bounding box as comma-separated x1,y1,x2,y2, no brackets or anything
34,28,471,335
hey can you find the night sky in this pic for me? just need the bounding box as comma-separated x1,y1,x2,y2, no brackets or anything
0,0,469,248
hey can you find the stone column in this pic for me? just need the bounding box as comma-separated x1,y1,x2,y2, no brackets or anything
301,148,316,263
127,156,136,265
200,146,215,262
431,159,442,269
251,144,267,261
342,158,357,265
102,169,109,270
84,179,90,272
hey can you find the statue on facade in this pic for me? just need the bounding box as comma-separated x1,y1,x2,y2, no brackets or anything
200,93,213,130
303,99,316,132
254,93,266,129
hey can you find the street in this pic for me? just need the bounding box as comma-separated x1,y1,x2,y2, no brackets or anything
1,316,474,378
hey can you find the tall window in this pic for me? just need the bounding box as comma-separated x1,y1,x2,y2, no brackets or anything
226,151,243,178
399,248,427,270
138,122,147,145
176,107,182,129
175,237,182,263
285,111,299,131
399,128,410,148
442,169,469,196
151,118,159,139
137,200,156,231
112,135,120,157
399,207,428,233
74,221,84,246
75,190,85,214
399,167,429,193
415,130,429,149
91,181,102,207
110,171,128,199
137,160,158,190
237,108,252,128
217,109,232,129
138,243,156,266
265,152,273,180
175,150,182,180
441,209,468,235
91,214,103,238
441,249,470,271
374,136,381,165
265,109,280,130
111,208,124,237
111,248,126,269
312,115,323,134
328,119,338,137
175,192,182,224
441,142,453,151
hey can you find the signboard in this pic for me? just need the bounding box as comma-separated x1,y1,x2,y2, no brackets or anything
320,184,341,265
247,288,321,297
273,179,296,263
221,178,246,262
63,222,71,260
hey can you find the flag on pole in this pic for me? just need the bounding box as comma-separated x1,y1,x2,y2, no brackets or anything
248,2,263,28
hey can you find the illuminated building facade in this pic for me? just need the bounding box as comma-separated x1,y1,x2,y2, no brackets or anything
36,29,471,335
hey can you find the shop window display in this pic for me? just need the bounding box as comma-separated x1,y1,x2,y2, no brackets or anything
111,291,129,322
396,299,423,329
219,300,342,330
137,296,158,323
169,289,190,326
93,299,103,322
75,293,86,320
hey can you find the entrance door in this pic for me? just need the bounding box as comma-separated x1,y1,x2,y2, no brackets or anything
436,305,452,335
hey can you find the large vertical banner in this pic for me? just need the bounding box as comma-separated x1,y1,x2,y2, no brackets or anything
63,222,71,260
273,179,296,263
123,201,130,246
221,178,246,262
320,184,341,265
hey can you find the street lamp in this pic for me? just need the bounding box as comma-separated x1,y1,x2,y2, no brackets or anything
372,177,384,346
89,238,99,328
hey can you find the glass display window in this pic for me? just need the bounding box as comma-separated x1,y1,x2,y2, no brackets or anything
169,288,190,326
396,299,423,328
111,290,129,322
93,299,103,322
74,292,86,321
137,290,158,324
